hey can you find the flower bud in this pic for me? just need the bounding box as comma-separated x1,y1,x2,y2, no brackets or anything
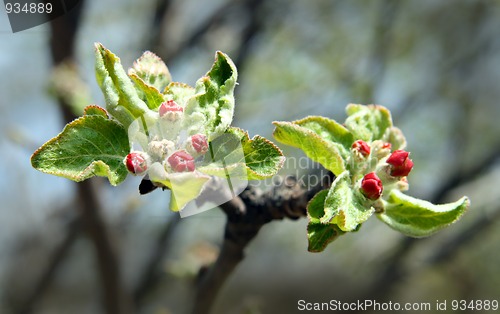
186,133,209,156
361,172,383,200
371,140,391,160
167,150,195,172
159,100,183,121
386,150,414,177
352,140,371,157
124,151,149,175
148,139,175,159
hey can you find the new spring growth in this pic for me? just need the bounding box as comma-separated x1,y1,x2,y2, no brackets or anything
273,104,470,252
355,144,412,200
387,150,414,177
361,172,383,200
31,44,288,214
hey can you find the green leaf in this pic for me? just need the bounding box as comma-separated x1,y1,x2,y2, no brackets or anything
295,116,354,150
344,104,392,142
386,126,407,150
94,43,155,128
234,127,285,180
198,127,284,180
129,73,166,110
164,82,195,106
273,121,345,175
31,113,130,186
184,51,237,140
377,190,470,237
322,171,374,231
307,190,344,252
128,51,172,92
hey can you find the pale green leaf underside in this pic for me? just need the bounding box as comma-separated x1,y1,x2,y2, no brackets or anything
294,116,354,153
377,190,470,237
128,50,172,92
386,126,407,150
31,114,130,186
273,121,345,175
345,104,392,142
164,82,195,107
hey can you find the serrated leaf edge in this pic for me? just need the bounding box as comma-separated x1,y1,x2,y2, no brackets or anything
31,115,128,186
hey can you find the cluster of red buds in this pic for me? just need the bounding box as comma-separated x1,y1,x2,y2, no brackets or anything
123,100,210,176
355,140,414,201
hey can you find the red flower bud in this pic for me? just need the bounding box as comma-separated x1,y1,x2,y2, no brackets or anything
386,150,414,177
352,140,370,157
361,172,383,200
159,100,183,121
167,150,195,172
125,152,148,175
190,134,209,154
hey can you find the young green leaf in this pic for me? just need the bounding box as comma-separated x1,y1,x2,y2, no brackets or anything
198,127,284,180
273,121,345,175
229,127,284,180
128,51,172,92
294,116,354,153
94,43,155,128
344,104,392,142
322,171,374,231
307,189,345,252
377,190,470,237
184,51,237,140
164,82,195,106
31,110,130,186
129,73,166,110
